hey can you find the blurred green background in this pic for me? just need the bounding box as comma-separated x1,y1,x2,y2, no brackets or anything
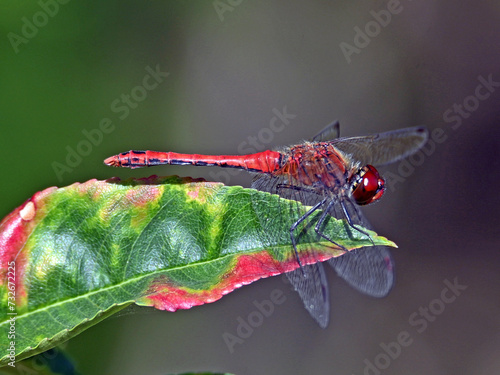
1,1,499,374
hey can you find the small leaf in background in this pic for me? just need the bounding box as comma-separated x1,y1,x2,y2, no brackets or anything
0,346,80,375
0,175,395,366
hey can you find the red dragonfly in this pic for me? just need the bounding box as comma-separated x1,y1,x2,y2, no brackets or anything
105,122,428,327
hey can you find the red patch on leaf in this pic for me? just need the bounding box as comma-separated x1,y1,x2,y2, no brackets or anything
0,187,56,301
125,185,162,207
139,247,343,311
187,189,199,200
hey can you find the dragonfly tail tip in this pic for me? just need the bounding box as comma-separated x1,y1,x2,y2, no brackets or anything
104,155,119,167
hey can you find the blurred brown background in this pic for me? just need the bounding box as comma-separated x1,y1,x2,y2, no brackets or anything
1,1,499,374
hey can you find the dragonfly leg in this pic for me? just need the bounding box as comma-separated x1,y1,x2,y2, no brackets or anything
313,200,349,253
340,201,374,244
275,183,317,195
288,199,326,274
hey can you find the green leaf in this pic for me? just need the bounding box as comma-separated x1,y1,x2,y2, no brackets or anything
0,347,79,375
0,175,395,366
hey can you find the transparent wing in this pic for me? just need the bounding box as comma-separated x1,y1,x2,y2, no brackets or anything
328,246,394,297
253,170,394,325
331,126,428,166
284,264,330,328
311,120,340,142
325,198,394,297
252,173,331,327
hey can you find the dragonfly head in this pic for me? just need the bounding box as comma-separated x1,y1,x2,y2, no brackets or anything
351,165,385,205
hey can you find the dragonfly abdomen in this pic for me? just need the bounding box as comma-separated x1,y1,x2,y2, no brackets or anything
104,149,283,173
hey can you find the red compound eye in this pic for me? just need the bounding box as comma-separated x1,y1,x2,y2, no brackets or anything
352,165,385,205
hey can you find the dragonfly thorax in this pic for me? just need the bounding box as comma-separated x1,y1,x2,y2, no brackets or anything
277,143,351,190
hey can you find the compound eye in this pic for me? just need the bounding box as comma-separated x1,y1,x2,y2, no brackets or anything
352,165,385,205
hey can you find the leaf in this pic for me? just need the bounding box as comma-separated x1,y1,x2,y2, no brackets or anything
0,347,79,375
0,175,395,365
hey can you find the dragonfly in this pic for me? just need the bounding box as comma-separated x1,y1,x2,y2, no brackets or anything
104,122,428,327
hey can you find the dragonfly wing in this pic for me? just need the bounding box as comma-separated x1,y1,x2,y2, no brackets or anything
328,247,394,297
332,126,428,166
326,198,394,297
311,120,340,142
252,174,331,327
285,264,330,328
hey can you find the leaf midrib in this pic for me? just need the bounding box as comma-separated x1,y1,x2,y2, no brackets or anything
0,242,288,328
